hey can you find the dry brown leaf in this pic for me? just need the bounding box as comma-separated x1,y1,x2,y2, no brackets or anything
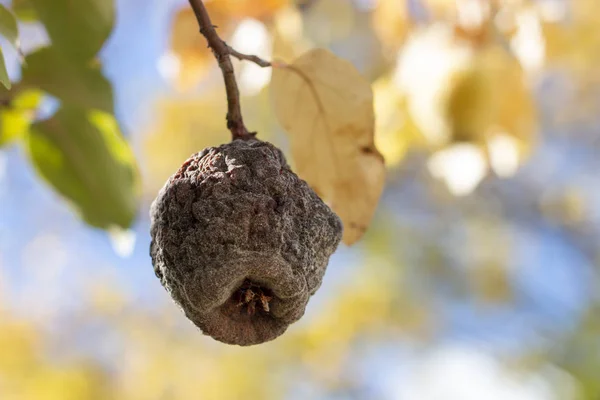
270,49,385,245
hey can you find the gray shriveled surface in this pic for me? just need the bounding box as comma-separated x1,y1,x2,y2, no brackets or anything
150,139,342,346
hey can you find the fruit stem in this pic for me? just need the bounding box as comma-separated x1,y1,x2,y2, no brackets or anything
187,0,256,141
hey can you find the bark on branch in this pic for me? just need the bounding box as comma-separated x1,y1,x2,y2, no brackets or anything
187,0,257,140
227,46,272,68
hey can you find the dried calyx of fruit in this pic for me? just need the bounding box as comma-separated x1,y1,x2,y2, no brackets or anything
150,139,342,346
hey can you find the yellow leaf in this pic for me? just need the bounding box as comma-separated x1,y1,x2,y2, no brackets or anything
372,0,410,50
272,6,312,61
373,0,460,50
143,93,230,196
372,75,425,167
541,0,600,68
169,1,289,91
303,0,355,45
470,261,512,305
170,8,211,90
143,88,278,197
214,0,289,20
394,23,474,147
539,0,600,120
169,6,234,91
446,44,537,162
270,49,385,245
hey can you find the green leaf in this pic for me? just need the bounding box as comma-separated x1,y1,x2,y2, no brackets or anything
22,47,114,112
0,89,43,146
0,5,19,48
27,107,140,229
30,0,114,61
0,47,10,89
11,0,38,22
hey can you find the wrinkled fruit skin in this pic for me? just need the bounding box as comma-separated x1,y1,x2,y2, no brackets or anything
150,139,342,346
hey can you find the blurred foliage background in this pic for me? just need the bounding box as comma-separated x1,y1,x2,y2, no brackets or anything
0,0,600,398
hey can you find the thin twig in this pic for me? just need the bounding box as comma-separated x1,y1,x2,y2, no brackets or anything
187,0,253,141
227,45,272,68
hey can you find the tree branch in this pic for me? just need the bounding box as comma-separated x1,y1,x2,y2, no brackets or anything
227,46,271,68
187,0,254,141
